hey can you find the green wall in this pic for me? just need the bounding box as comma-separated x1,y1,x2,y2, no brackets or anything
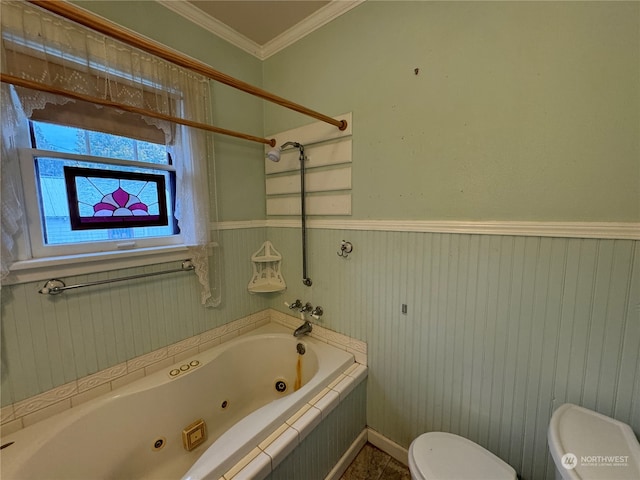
267,227,639,480
3,4,639,480
74,0,268,222
263,1,640,222
261,6,640,479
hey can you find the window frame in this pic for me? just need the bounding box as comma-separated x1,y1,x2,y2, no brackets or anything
19,147,183,259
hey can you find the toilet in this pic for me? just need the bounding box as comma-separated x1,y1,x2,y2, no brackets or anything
408,432,516,480
548,403,640,479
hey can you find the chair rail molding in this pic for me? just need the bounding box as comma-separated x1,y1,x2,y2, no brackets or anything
214,220,640,240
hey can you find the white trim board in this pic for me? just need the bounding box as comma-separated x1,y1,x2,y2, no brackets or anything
266,166,351,195
214,220,640,240
267,194,352,216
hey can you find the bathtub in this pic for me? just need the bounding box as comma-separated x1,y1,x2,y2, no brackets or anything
1,323,355,480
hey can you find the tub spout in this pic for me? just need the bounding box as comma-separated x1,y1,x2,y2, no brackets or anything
293,320,312,337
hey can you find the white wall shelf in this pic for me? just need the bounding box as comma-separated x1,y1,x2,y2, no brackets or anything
247,241,286,293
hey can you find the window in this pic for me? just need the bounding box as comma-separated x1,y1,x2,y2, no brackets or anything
2,1,219,305
20,120,181,257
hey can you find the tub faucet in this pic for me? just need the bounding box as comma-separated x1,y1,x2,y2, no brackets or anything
293,320,312,337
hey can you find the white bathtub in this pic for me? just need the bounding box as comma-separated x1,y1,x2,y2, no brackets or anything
1,323,355,480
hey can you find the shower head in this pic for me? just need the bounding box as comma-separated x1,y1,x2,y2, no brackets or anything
266,147,281,162
265,142,303,162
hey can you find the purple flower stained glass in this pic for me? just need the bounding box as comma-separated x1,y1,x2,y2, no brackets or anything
64,166,168,230
94,187,150,217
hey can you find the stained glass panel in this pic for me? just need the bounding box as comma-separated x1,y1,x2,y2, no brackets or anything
64,166,168,230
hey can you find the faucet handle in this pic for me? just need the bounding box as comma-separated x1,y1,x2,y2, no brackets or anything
311,306,323,319
286,299,302,310
300,302,313,313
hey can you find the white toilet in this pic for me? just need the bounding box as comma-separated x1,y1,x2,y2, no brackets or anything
408,431,517,480
548,403,640,479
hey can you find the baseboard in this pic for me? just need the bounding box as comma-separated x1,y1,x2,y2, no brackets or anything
324,428,368,480
367,428,409,467
323,427,410,478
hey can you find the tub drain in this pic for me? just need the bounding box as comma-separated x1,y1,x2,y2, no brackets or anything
275,380,287,393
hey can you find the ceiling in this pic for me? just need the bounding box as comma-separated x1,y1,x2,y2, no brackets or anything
158,0,363,59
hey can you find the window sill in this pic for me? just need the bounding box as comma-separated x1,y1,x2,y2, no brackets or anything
5,245,198,285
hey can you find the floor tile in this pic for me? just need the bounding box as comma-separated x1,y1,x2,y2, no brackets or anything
381,457,411,480
340,442,412,480
340,443,390,480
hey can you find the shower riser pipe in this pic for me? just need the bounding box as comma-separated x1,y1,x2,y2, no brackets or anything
300,145,311,286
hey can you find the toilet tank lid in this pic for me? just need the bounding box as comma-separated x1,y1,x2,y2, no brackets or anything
548,403,640,480
409,432,516,480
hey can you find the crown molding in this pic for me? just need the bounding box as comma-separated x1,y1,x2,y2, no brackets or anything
156,0,365,60
261,0,365,60
156,0,263,58
214,220,640,240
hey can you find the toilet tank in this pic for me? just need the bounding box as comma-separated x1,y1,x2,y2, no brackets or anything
548,403,640,479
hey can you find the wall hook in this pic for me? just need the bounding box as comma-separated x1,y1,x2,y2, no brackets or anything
337,240,353,258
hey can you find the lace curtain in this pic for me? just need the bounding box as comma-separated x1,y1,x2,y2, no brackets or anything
1,1,220,306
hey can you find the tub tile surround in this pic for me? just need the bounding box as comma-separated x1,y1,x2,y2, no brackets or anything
77,363,128,393
232,452,272,480
269,309,368,365
288,404,322,442
0,308,367,439
221,362,368,480
261,426,299,469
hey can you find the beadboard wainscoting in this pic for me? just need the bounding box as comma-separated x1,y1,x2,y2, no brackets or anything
265,225,639,480
0,227,269,409
3,220,638,480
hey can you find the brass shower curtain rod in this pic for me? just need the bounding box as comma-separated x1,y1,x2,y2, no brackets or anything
28,1,348,137
0,73,276,146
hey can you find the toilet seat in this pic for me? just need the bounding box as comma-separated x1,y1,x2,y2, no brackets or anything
408,432,516,480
